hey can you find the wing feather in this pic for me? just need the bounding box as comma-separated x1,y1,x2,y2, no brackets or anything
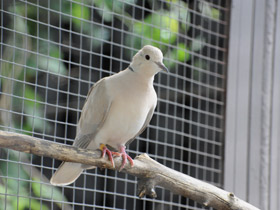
73,78,112,149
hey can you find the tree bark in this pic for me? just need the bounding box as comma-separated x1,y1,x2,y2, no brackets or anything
0,130,259,210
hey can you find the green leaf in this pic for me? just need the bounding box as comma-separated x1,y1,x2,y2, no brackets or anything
150,14,179,44
131,12,179,49
88,24,110,48
32,178,68,208
0,182,47,210
165,44,190,68
60,0,71,15
211,8,220,20
24,106,45,132
23,85,50,132
94,0,113,22
0,194,14,210
72,0,90,28
191,36,205,52
0,184,16,210
179,7,190,31
33,41,67,75
0,161,29,182
11,197,49,210
94,0,136,22
199,1,220,20
0,161,29,204
24,86,40,107
41,56,67,75
177,43,190,62
37,54,67,76
25,57,37,78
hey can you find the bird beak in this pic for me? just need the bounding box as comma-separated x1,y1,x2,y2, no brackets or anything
155,61,169,73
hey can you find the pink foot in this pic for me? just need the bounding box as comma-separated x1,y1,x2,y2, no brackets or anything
99,144,133,171
100,144,115,168
113,145,134,171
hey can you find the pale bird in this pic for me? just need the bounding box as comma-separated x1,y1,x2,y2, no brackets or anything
50,45,168,186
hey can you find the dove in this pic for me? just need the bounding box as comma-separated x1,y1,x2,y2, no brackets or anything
50,45,168,186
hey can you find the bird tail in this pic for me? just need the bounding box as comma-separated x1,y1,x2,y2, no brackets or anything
50,162,84,186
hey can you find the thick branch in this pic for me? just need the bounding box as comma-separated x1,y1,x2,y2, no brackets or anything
0,131,259,210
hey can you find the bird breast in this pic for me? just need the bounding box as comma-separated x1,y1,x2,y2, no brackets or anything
93,76,156,149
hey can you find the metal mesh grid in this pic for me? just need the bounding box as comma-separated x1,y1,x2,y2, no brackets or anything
0,0,230,209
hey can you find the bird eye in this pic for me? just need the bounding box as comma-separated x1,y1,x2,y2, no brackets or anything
145,55,150,60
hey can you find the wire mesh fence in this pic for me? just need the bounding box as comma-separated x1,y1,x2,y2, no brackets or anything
0,0,230,209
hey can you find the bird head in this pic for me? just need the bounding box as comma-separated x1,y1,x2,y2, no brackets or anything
130,45,168,77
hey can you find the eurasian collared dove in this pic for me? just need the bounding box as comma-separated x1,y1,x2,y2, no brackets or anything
50,45,168,186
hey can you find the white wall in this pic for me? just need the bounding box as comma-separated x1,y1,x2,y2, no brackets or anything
225,0,280,209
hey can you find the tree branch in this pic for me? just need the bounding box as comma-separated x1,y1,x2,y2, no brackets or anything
0,131,259,210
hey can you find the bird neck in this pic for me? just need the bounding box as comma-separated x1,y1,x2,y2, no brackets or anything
129,64,156,83
124,69,154,90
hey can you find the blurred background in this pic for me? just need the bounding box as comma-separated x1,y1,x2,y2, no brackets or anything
2,0,277,210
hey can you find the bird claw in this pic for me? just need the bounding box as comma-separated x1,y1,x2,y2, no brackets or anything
100,144,115,168
99,144,133,171
117,145,134,171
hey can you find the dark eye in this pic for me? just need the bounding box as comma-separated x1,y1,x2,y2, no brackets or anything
145,55,150,60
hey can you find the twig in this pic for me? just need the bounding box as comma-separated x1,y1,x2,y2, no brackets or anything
0,130,259,210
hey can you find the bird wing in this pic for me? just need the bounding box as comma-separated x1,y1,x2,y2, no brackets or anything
125,106,155,146
73,78,113,149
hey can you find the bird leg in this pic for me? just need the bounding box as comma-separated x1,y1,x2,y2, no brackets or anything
112,145,134,171
99,144,115,168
